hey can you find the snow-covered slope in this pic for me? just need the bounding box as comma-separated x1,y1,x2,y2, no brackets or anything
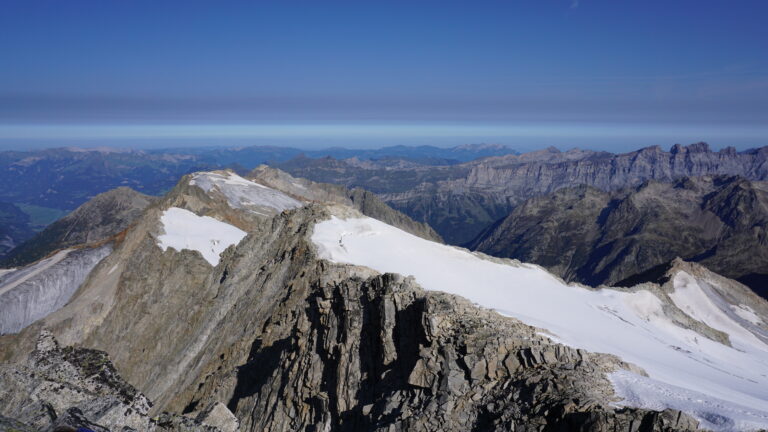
669,271,767,347
190,171,302,216
732,304,764,326
157,207,247,266
312,215,768,431
0,246,111,334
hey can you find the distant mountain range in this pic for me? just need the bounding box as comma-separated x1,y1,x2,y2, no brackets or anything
2,141,767,297
0,143,516,257
275,143,768,244
171,143,516,167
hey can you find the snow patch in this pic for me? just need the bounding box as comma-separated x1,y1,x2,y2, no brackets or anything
669,271,766,347
190,171,302,214
731,304,763,326
311,216,768,430
610,370,768,431
157,207,247,266
0,268,17,279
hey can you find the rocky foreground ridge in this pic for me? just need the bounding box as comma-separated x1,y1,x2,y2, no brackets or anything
0,168,766,431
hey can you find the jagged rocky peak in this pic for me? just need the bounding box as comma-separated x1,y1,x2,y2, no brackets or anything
1,169,767,431
0,330,231,431
157,167,439,265
670,142,711,154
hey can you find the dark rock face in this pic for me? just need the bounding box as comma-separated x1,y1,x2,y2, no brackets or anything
387,189,512,245
470,175,768,297
277,144,768,244
2,187,155,267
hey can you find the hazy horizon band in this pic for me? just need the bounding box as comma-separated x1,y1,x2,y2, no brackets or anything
1,122,766,152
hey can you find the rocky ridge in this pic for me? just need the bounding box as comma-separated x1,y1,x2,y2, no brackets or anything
249,165,442,242
0,168,766,430
0,330,232,431
1,187,154,267
469,175,768,297
277,143,768,244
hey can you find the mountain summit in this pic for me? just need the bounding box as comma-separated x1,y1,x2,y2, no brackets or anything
0,168,766,431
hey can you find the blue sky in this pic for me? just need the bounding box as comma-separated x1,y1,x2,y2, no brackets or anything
1,0,766,151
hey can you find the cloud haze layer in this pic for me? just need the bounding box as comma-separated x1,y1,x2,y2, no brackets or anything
1,0,766,151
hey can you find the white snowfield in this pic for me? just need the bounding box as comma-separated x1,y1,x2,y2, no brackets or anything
157,207,247,266
312,216,768,431
731,304,764,326
669,271,766,347
0,246,112,334
190,171,302,215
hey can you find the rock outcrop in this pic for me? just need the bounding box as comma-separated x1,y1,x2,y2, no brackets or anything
196,266,699,432
0,330,227,431
2,169,766,431
469,175,768,297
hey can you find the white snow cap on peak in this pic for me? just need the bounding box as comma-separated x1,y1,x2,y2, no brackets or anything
190,171,302,215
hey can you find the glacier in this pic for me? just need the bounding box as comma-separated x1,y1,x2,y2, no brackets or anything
190,171,302,215
0,245,112,335
311,215,768,431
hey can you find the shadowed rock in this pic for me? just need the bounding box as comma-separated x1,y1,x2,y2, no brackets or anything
470,175,768,297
